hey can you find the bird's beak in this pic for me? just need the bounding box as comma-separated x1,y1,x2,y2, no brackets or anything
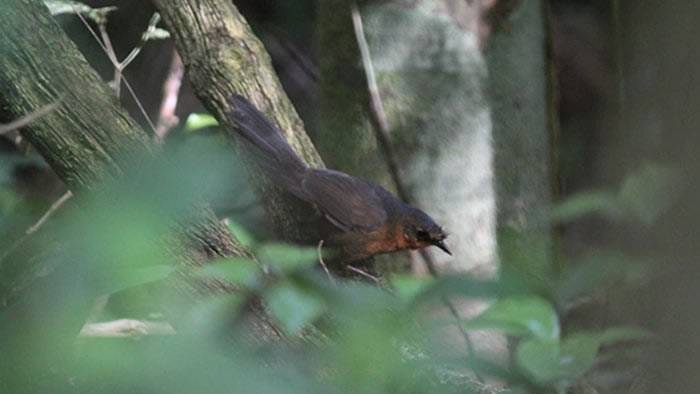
433,240,452,256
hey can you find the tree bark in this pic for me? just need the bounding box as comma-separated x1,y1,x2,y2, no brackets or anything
152,0,326,245
0,0,248,324
485,0,556,282
316,0,393,187
316,0,496,274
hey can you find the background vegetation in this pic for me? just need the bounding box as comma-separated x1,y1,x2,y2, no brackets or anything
0,1,695,393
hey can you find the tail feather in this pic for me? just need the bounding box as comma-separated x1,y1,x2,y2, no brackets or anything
226,94,308,192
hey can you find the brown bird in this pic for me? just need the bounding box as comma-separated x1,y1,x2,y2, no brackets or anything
226,94,451,261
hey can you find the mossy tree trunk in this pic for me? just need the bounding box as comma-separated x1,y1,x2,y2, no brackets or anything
152,0,326,245
0,0,250,335
316,0,393,187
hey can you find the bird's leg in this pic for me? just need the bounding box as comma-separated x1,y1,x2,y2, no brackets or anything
316,240,336,286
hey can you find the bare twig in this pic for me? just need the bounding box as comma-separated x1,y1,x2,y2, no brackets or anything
0,190,74,265
26,191,73,235
79,319,176,338
351,3,483,382
97,22,121,95
350,3,409,200
72,7,157,135
347,265,381,284
120,14,163,71
317,240,336,286
0,101,61,135
155,51,184,140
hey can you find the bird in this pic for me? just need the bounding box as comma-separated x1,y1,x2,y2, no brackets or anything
225,94,451,261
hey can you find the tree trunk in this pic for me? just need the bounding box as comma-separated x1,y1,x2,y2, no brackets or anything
0,0,250,330
152,0,326,245
485,0,556,281
316,0,496,274
316,0,393,187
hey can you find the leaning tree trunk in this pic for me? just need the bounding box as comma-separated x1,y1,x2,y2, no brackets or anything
152,0,326,247
0,0,264,368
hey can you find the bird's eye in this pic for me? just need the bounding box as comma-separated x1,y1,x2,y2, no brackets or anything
416,229,430,241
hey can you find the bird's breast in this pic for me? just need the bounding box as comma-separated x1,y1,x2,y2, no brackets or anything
329,222,408,260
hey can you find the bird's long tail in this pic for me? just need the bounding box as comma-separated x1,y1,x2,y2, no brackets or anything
226,94,308,193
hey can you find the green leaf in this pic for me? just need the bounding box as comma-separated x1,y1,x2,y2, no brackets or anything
594,326,653,345
196,257,260,288
103,264,175,295
555,251,651,305
185,113,219,131
516,332,614,385
617,163,680,226
557,333,600,380
549,164,680,227
257,243,318,273
515,338,561,383
549,191,621,223
0,188,21,214
226,220,256,248
264,282,326,334
390,275,434,301
463,296,559,340
180,295,244,335
497,228,554,291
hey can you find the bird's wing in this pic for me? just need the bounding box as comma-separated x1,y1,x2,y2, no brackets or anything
301,169,388,232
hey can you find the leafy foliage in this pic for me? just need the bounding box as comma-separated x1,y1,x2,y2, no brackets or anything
550,163,680,226
0,136,654,394
2,3,661,393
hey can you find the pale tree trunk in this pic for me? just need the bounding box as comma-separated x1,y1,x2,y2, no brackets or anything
315,0,556,368
315,0,503,367
317,0,497,275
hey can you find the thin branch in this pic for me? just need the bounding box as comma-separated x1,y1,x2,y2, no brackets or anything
121,76,158,135
155,50,184,140
120,13,163,70
350,3,409,201
72,7,157,135
0,101,61,135
317,240,336,286
79,319,176,338
97,22,121,96
351,3,483,382
0,190,73,265
26,191,73,235
97,21,118,65
347,265,381,284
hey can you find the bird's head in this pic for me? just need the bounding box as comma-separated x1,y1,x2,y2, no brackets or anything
401,208,451,256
